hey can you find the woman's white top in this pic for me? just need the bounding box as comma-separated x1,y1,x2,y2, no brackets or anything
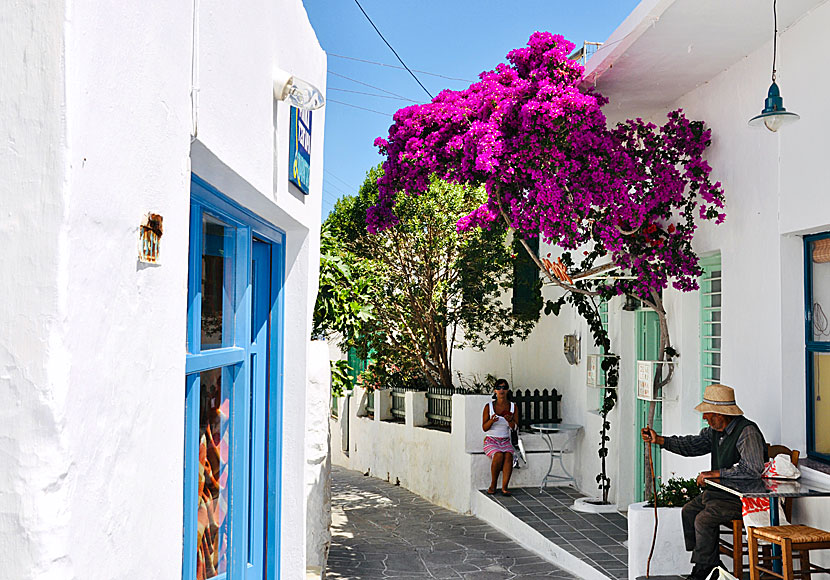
485,401,514,438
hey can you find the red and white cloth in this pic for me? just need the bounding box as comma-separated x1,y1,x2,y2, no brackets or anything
741,453,800,529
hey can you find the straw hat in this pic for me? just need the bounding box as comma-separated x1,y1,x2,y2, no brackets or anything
694,384,744,416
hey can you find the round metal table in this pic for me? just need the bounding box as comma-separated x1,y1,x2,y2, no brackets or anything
529,422,582,492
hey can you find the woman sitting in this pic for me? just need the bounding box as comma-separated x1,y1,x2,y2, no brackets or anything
482,378,519,495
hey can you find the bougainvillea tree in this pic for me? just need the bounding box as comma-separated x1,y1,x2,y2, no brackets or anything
369,32,725,501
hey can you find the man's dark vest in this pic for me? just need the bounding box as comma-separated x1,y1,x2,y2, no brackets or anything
707,416,766,499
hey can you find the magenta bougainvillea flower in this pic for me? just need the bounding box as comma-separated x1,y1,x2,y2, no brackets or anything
368,32,725,300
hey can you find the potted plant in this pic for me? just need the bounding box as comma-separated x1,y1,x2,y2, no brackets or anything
628,476,701,580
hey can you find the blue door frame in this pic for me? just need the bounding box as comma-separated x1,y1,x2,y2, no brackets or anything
804,232,830,464
184,174,285,579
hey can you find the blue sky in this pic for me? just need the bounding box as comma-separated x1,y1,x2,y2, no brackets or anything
302,0,640,216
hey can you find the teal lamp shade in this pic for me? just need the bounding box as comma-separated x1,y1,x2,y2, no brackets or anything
748,81,800,132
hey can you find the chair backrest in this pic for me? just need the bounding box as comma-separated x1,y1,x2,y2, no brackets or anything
767,444,800,521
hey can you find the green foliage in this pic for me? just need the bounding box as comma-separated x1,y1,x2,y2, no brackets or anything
330,360,353,398
647,476,702,508
313,166,539,387
454,372,498,394
313,222,376,344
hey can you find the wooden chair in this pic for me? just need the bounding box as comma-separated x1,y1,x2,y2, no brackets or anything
748,524,830,579
718,445,799,578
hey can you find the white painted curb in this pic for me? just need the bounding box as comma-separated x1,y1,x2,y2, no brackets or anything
472,490,612,580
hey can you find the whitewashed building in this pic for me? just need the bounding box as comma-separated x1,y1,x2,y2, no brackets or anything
1,1,328,578
454,0,830,539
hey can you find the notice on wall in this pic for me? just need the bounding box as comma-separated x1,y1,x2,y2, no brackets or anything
637,360,653,400
586,355,597,387
289,106,312,195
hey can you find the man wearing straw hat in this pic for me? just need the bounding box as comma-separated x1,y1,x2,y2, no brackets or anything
641,384,767,580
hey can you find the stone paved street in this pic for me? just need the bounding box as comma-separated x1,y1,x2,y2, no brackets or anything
327,465,577,579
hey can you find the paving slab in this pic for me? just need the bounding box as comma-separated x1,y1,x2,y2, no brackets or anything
484,487,630,580
327,466,577,579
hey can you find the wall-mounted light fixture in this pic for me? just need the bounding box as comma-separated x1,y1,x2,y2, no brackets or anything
622,295,641,311
274,67,325,111
748,0,799,132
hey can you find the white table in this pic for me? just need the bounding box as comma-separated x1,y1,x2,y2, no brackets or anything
529,423,582,491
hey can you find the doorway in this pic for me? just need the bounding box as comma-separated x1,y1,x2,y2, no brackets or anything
184,176,284,580
635,309,662,502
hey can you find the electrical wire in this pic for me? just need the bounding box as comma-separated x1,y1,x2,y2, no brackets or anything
328,52,475,83
772,0,778,82
814,303,830,337
327,98,393,117
328,71,418,102
329,87,414,102
351,0,434,99
323,179,350,197
324,170,358,192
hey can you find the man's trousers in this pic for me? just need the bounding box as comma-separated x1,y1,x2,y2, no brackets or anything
681,490,742,571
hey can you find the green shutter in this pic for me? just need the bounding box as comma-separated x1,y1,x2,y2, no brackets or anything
699,253,722,427
512,236,542,318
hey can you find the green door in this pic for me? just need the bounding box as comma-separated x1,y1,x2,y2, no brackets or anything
635,310,662,502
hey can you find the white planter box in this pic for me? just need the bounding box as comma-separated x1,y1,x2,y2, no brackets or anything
628,501,692,580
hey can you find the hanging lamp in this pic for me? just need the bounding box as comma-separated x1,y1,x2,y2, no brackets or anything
748,0,799,132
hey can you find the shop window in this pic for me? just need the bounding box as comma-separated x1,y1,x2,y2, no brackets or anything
184,175,285,579
806,234,830,463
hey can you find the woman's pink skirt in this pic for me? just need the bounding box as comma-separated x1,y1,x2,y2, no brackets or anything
483,436,514,458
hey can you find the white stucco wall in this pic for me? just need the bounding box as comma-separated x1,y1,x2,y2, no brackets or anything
305,341,332,577
1,1,326,578
451,1,830,527
0,1,70,576
330,389,575,514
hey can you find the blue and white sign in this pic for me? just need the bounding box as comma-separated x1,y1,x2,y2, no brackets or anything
288,106,312,195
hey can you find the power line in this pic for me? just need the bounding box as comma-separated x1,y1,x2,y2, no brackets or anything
328,52,475,83
328,98,393,117
323,187,346,201
351,0,434,100
324,170,358,192
323,179,350,197
328,70,417,102
330,87,414,102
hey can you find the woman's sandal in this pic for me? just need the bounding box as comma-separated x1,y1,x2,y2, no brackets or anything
486,487,496,495
501,489,512,496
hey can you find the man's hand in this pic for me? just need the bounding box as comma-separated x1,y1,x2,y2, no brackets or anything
696,470,719,487
641,427,664,446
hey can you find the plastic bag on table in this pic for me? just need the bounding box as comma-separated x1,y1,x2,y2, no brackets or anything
762,453,801,479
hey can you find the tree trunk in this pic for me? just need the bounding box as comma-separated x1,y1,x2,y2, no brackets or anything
644,290,674,501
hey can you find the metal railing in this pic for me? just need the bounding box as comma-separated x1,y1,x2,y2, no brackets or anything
569,41,603,67
426,386,453,429
390,389,406,420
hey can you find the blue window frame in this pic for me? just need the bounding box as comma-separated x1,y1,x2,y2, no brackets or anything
184,174,286,579
805,232,830,464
